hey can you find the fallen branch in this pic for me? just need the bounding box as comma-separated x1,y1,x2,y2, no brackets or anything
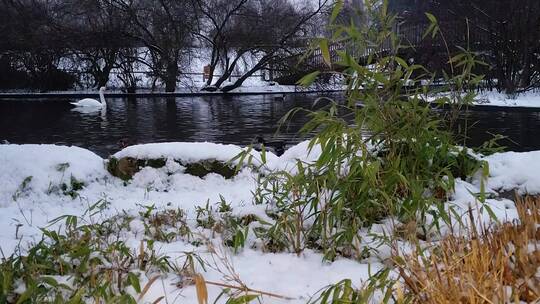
204,280,295,301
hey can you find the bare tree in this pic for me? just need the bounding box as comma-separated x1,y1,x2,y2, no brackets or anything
1,0,79,91
110,0,196,92
194,0,331,92
1,0,332,92
192,0,250,88
60,0,131,88
219,0,331,92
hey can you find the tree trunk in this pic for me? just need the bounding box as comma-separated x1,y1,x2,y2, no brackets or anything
221,56,271,92
95,65,112,88
205,47,219,86
165,60,178,92
214,54,246,89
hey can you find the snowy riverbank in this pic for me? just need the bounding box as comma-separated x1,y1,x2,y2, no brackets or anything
0,142,538,302
426,90,540,109
473,91,540,108
0,83,347,99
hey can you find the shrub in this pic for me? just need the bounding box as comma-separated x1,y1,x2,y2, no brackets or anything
244,0,488,260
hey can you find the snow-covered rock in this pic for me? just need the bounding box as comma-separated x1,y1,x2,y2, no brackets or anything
113,142,278,166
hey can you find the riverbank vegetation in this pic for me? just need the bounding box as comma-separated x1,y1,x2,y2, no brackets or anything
1,0,539,303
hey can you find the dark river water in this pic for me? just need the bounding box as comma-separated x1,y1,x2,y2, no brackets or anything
1,93,540,157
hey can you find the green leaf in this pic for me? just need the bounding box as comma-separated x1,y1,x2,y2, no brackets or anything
296,71,320,87
40,276,59,288
449,53,466,64
394,57,409,69
128,272,141,293
482,204,499,222
226,294,259,304
260,147,267,164
67,288,85,304
16,286,34,304
425,12,437,24
330,0,344,23
319,39,331,67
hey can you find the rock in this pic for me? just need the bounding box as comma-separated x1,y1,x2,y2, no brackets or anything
108,157,138,180
137,158,167,169
108,157,237,180
184,159,236,179
498,190,518,201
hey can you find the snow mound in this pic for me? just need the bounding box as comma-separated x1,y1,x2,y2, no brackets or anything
113,142,278,166
267,140,322,172
0,144,107,204
484,151,540,194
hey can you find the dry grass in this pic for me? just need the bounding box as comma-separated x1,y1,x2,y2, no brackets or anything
395,196,540,304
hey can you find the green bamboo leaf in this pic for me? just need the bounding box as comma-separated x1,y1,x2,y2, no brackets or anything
296,71,321,87
67,288,85,304
128,273,141,293
226,294,259,304
394,57,409,69
319,39,331,67
40,276,59,288
15,288,33,304
425,12,437,24
330,0,344,23
483,204,499,222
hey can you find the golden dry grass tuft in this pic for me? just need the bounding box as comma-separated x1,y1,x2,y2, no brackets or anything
396,196,540,304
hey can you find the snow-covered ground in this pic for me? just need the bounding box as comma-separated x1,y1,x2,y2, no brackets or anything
473,91,540,108
0,141,536,302
426,90,540,108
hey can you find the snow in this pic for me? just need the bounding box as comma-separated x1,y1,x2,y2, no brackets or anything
0,142,376,303
266,140,322,172
113,142,278,166
0,144,107,206
425,90,540,108
483,151,540,195
474,91,540,108
0,141,539,302
437,179,519,235
137,246,383,304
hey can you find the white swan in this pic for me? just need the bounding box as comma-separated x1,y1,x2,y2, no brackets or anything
71,87,107,108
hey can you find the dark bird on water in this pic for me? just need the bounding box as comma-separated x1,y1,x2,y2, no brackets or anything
254,136,285,156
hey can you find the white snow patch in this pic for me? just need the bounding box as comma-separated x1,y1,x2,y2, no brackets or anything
475,91,540,108
483,151,540,195
425,90,540,108
0,144,107,205
114,142,278,166
267,140,322,172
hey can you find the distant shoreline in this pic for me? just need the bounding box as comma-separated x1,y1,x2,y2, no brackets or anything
0,87,346,99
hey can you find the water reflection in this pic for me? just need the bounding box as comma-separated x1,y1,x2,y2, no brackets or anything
1,94,540,157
